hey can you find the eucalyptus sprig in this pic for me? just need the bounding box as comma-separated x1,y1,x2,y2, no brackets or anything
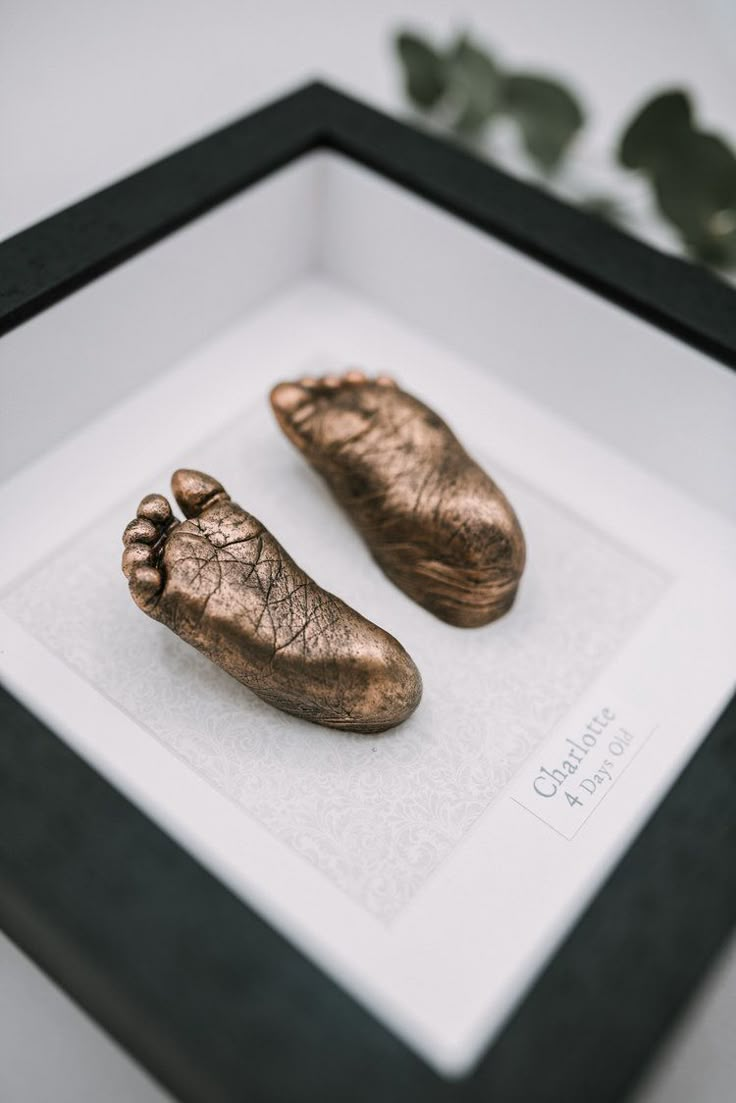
396,30,584,173
395,28,736,271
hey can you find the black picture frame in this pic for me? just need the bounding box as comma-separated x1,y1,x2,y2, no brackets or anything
1,82,734,1103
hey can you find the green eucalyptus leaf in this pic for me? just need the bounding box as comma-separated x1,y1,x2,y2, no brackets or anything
651,131,736,266
446,34,503,138
504,74,585,172
618,89,693,171
619,89,736,268
395,32,447,109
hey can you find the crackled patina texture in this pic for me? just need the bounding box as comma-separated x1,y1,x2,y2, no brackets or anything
271,372,526,627
122,469,421,732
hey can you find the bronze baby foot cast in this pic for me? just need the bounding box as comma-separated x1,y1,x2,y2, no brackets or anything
122,469,422,732
270,373,526,627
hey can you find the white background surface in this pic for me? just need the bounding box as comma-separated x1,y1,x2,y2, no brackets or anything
2,2,736,1101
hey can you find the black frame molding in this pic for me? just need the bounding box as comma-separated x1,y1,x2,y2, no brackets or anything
2,83,735,367
1,82,735,1103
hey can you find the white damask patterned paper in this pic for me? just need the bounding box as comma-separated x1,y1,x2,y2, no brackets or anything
2,399,667,920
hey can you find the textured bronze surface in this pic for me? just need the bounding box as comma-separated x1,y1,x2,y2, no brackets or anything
122,469,422,733
271,372,526,627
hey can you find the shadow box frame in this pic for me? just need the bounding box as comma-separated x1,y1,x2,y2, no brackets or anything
1,82,735,1103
